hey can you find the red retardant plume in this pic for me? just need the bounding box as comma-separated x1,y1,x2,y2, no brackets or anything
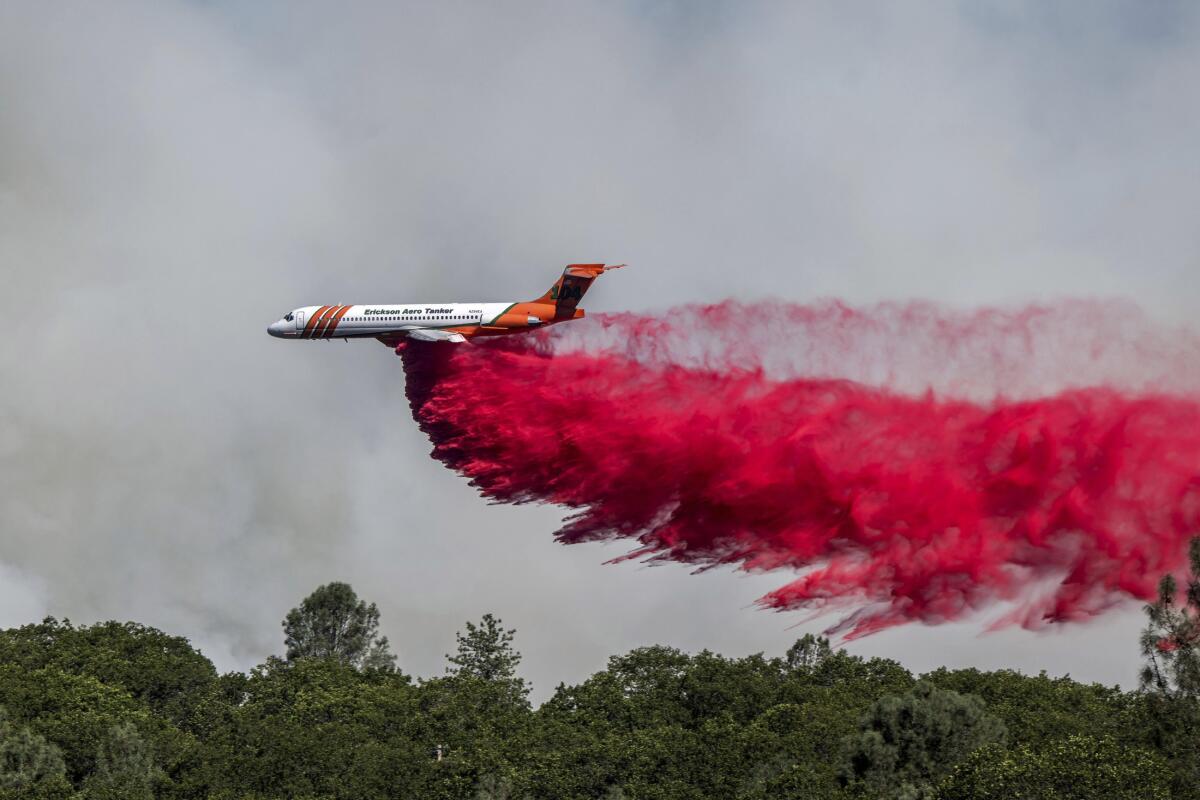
399,301,1200,638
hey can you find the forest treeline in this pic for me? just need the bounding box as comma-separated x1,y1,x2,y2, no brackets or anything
1,543,1198,800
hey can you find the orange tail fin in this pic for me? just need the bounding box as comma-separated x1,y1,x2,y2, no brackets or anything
534,263,624,317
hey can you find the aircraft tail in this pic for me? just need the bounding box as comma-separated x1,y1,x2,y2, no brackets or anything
534,263,624,317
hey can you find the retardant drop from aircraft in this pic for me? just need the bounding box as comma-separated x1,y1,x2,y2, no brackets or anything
398,300,1200,638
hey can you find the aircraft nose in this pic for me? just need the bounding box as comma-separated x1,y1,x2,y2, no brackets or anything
267,320,287,338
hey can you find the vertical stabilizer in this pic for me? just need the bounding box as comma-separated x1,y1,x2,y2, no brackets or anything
534,264,623,317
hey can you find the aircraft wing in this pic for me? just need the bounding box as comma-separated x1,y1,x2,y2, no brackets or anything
406,328,467,344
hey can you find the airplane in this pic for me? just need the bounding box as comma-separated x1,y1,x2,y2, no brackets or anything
267,263,623,345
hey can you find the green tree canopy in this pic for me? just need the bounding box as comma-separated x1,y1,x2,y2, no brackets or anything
839,681,1007,799
785,633,834,673
0,707,71,800
939,735,1171,800
283,582,396,671
922,668,1136,749
0,665,180,787
0,618,219,733
84,722,165,800
1141,536,1200,697
204,658,423,800
447,614,523,686
0,581,1187,800
1139,536,1200,799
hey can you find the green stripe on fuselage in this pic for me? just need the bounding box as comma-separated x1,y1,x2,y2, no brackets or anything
485,303,517,325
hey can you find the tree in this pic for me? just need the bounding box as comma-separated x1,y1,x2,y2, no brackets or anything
83,722,164,800
0,618,221,735
1140,537,1200,698
0,665,180,787
922,668,1137,750
785,634,833,673
1139,537,1200,799
839,682,1007,799
447,614,523,686
938,735,1171,800
203,658,424,800
0,708,71,799
475,774,514,799
283,582,396,671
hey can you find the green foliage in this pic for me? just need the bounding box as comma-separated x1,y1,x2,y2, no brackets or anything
839,682,1007,799
531,642,915,800
1138,536,1200,798
0,617,220,734
84,722,165,800
785,633,833,672
447,614,524,684
1141,537,1200,698
0,664,182,786
283,582,396,671
1139,692,1200,800
738,758,851,800
414,673,532,800
790,648,916,696
203,658,424,800
938,735,1171,800
0,708,71,800
0,581,1189,800
922,668,1136,749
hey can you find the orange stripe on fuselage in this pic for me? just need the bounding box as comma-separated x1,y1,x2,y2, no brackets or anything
324,305,353,337
304,306,331,339
311,305,341,338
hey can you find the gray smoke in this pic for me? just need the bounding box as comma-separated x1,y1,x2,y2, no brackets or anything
1,1,1198,695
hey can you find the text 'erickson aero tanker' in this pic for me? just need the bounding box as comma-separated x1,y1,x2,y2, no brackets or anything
267,264,623,345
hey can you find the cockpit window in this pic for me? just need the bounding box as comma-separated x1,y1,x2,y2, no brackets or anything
284,313,294,321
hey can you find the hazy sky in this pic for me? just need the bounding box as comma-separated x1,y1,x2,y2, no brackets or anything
2,1,1198,697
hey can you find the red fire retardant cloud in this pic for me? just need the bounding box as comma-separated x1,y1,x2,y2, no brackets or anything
399,302,1200,638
